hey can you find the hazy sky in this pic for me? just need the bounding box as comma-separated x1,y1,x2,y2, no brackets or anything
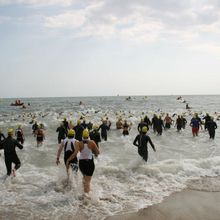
0,0,220,98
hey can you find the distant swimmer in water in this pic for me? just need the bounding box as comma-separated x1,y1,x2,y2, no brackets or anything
133,126,156,162
0,128,23,177
186,103,191,109
66,129,100,196
56,129,79,179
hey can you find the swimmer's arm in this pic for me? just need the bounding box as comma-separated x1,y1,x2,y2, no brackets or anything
133,135,139,147
90,140,100,156
15,140,23,149
148,137,156,152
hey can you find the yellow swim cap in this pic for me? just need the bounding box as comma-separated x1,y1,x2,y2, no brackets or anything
7,128,14,135
142,126,148,133
82,129,89,139
77,119,81,125
68,129,75,137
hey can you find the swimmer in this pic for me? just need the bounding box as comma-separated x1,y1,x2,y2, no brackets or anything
0,128,23,177
133,126,156,162
56,129,79,179
66,129,100,196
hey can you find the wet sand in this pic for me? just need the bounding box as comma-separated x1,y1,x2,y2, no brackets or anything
105,189,220,220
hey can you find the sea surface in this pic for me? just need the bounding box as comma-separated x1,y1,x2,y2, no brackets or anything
0,95,220,220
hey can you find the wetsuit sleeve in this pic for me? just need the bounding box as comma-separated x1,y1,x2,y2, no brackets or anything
147,136,156,151
133,135,140,147
15,140,23,149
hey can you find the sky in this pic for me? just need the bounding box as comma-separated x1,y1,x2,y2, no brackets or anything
0,0,220,98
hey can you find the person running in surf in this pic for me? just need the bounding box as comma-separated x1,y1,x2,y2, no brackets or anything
89,125,101,148
35,124,45,147
56,129,79,179
15,125,25,144
133,126,156,162
56,122,67,144
98,119,110,141
122,120,131,136
74,120,84,141
190,114,201,137
66,129,100,197
206,117,217,139
0,128,23,177
164,113,173,129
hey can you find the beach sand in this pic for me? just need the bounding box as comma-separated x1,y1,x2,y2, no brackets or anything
105,188,220,220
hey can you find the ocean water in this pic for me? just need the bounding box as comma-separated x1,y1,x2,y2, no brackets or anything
0,95,220,220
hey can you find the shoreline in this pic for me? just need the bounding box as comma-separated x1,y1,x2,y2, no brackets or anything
105,176,220,220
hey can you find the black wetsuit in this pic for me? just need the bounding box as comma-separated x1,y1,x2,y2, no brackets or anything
16,129,24,144
32,123,38,134
137,121,149,133
155,118,164,135
99,123,109,141
81,121,88,129
56,126,67,144
206,120,217,139
133,133,155,162
62,120,69,133
203,115,211,130
151,116,158,132
87,122,93,131
181,117,187,129
74,124,84,141
176,117,182,131
89,130,101,147
144,116,151,128
0,136,23,176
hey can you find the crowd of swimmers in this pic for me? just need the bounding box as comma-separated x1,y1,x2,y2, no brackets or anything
0,111,218,197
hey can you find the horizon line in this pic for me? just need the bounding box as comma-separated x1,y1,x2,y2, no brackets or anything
1,93,220,99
